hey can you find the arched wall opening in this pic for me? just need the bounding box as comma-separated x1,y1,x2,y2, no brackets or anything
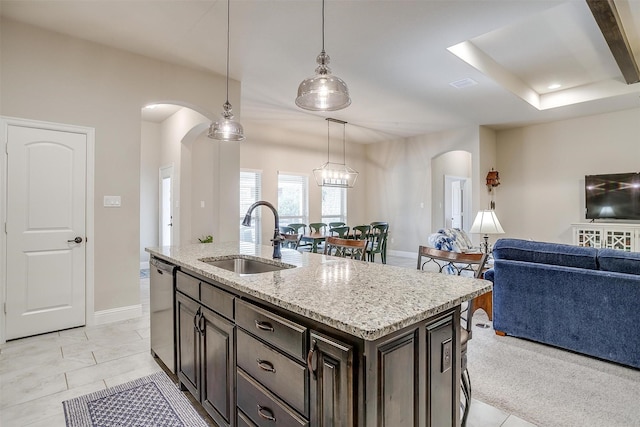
430,150,473,233
140,102,239,268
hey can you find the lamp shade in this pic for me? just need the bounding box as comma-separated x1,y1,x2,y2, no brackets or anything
469,210,505,235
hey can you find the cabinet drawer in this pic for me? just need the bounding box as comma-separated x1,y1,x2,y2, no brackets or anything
176,271,199,301
237,329,308,416
237,369,308,427
238,409,258,427
201,282,234,320
236,300,307,361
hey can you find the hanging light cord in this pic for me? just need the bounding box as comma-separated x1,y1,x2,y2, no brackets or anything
225,0,230,104
326,119,331,162
342,121,346,165
321,0,325,53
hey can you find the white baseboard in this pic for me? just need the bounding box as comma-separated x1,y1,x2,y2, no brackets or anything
92,304,143,326
140,261,149,270
388,249,417,259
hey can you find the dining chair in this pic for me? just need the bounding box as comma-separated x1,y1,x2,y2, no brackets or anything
370,221,389,228
324,236,368,260
309,222,327,234
366,223,389,264
282,233,301,250
287,223,307,234
329,225,350,238
416,245,488,427
352,225,370,240
328,221,346,229
279,225,296,235
288,223,310,250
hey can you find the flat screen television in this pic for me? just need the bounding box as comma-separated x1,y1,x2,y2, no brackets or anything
585,172,640,220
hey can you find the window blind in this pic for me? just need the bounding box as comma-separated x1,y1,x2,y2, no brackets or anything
321,186,347,224
277,172,309,225
240,170,262,244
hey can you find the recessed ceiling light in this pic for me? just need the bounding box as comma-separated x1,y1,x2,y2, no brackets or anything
547,83,561,90
449,78,478,89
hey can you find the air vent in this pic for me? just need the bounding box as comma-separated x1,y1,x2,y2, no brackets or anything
449,78,478,89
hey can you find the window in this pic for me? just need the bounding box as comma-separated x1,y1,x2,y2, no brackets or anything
277,173,308,226
321,186,347,224
240,170,262,244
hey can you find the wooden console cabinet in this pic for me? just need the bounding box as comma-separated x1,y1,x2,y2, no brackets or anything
572,223,640,252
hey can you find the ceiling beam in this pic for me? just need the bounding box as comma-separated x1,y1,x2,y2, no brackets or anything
587,0,640,84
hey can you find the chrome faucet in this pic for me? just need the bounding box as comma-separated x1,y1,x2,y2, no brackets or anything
241,200,284,259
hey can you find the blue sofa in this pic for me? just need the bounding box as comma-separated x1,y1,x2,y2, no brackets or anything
484,238,640,369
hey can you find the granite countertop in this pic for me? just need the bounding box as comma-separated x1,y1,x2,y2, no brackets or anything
146,242,492,341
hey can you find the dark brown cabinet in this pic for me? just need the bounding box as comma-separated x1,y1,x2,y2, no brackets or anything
308,331,354,427
173,267,461,427
176,272,235,427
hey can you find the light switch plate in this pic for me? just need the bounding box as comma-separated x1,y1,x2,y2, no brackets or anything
104,195,121,207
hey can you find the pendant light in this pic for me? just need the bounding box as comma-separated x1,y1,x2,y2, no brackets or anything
313,118,358,188
208,0,244,141
296,0,351,111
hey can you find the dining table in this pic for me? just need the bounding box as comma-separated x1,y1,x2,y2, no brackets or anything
299,231,330,253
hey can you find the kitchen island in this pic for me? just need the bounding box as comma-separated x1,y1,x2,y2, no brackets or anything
147,242,491,427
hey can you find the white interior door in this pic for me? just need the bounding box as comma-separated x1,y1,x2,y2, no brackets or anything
159,165,173,247
444,175,469,230
6,125,87,340
451,180,463,228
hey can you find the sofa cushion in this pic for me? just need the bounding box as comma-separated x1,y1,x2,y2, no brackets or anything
493,238,598,270
598,249,640,275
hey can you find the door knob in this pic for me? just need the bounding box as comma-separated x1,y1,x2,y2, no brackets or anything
67,237,83,244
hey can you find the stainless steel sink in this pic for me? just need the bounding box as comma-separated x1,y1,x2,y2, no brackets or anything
200,256,295,275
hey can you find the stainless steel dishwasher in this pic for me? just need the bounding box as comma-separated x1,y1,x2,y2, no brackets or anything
150,256,177,373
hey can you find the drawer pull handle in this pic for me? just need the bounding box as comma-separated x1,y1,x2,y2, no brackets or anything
256,359,276,373
307,339,318,380
255,320,275,332
257,405,276,421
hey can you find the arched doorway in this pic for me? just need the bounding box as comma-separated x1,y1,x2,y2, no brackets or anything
431,150,472,232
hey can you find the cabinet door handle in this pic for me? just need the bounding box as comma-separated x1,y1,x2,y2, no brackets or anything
256,359,276,373
307,339,318,380
193,307,200,333
254,320,274,332
257,405,276,421
198,312,205,335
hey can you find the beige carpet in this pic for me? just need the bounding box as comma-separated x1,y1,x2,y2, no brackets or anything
468,312,640,427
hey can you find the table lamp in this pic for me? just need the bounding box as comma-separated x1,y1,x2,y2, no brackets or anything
470,210,505,253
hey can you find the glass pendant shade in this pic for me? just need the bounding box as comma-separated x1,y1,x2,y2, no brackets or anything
296,51,351,111
208,0,244,142
296,0,351,111
208,101,245,141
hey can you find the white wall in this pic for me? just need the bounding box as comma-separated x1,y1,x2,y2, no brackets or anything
496,107,640,244
140,121,161,266
432,150,472,229
364,126,488,253
1,18,239,314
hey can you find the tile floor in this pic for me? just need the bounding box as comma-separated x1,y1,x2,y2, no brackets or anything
0,255,536,427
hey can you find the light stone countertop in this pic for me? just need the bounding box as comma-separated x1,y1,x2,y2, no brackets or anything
146,242,492,341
